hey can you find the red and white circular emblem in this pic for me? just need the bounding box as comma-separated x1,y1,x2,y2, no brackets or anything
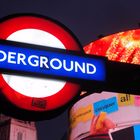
0,14,82,111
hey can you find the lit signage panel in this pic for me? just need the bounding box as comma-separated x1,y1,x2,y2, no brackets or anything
84,29,140,93
81,29,140,139
84,29,140,65
0,14,82,114
0,40,106,82
69,91,140,140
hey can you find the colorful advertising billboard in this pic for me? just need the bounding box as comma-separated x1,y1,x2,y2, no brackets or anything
84,29,140,64
69,29,140,139
69,91,140,140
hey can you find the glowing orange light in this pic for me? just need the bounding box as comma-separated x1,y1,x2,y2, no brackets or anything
84,29,140,65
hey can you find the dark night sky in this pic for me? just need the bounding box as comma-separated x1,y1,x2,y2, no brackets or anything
1,0,140,140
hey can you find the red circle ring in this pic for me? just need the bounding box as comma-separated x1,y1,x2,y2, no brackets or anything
0,14,82,111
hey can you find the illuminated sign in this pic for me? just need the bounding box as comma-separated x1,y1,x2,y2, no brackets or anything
0,40,106,81
69,91,140,140
84,29,140,65
0,14,82,112
84,29,140,94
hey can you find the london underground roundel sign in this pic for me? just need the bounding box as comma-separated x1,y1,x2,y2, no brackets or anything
0,14,82,111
